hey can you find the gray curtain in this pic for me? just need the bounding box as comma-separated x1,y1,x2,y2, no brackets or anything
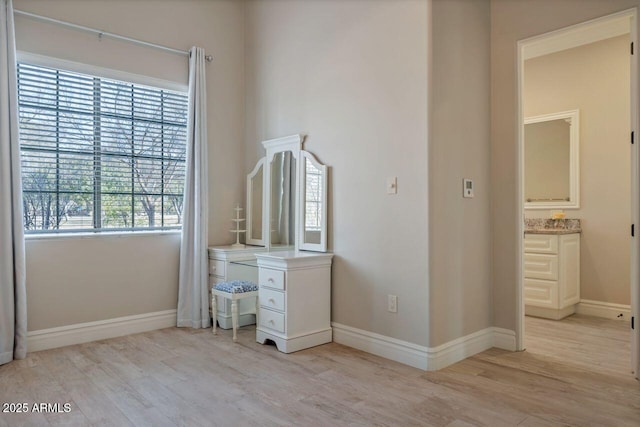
177,47,209,328
0,0,27,365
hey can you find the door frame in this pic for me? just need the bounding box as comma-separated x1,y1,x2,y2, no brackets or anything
515,8,639,377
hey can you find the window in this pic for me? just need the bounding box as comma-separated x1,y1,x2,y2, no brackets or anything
17,62,188,233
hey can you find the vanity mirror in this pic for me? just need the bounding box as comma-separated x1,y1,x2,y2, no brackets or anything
269,151,296,248
246,134,329,252
298,151,327,251
246,159,265,246
524,109,579,209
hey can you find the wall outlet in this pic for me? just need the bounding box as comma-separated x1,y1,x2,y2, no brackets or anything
387,294,398,313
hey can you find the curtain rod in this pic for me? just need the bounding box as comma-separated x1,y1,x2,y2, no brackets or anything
13,9,213,62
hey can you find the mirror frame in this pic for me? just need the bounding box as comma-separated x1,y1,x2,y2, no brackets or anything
245,134,330,253
246,157,266,246
523,109,580,210
297,150,328,252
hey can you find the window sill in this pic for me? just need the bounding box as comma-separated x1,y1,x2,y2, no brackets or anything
24,229,181,241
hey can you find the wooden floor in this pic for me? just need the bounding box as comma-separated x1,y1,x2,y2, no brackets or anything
524,314,632,377
1,315,639,426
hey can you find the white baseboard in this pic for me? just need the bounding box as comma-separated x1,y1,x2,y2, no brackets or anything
331,322,516,371
332,322,430,370
491,327,517,351
27,309,177,352
427,327,516,370
576,299,631,320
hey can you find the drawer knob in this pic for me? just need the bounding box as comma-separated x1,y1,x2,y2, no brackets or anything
268,319,274,324
268,278,274,283
268,298,275,304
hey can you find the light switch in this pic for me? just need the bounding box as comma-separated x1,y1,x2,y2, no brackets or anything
463,178,474,198
387,177,397,194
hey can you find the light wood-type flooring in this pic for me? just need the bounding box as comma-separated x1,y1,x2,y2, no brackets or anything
1,315,638,426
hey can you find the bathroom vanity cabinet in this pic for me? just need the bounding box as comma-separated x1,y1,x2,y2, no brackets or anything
524,232,580,320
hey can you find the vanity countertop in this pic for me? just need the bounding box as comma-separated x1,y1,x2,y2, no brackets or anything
524,228,581,235
524,218,581,234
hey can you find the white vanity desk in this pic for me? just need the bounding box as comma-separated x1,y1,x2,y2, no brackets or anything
208,247,333,353
210,133,333,353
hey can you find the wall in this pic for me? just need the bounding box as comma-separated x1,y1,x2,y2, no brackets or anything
429,0,492,347
245,0,430,346
244,0,492,349
13,0,495,356
14,0,245,330
523,35,631,305
24,234,180,330
491,0,639,332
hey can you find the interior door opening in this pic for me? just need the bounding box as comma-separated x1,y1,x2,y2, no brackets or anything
516,9,639,378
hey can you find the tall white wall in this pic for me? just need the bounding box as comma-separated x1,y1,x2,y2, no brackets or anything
429,0,492,347
245,0,493,349
245,0,430,345
14,0,245,330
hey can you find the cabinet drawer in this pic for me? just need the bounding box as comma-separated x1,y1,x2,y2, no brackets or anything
524,253,558,280
259,308,285,333
524,234,558,254
524,278,558,308
259,268,285,290
209,259,226,277
260,287,285,312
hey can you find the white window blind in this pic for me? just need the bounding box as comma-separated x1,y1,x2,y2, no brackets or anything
17,62,188,233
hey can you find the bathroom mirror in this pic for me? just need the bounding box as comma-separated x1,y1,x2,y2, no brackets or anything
524,110,579,209
298,150,328,252
246,158,265,246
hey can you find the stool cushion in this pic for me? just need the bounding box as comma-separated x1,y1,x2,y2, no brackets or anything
214,280,259,294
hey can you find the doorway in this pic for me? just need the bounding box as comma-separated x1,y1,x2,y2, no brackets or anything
516,9,639,377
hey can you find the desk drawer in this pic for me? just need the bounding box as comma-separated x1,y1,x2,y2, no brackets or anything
524,253,558,281
259,268,285,290
260,287,285,312
259,308,285,333
209,259,226,277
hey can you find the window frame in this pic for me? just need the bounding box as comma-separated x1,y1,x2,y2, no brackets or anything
17,52,189,236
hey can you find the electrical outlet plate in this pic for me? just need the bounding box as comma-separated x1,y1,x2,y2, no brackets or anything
387,295,397,313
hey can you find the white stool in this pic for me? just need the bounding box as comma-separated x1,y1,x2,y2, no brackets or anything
211,280,259,342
